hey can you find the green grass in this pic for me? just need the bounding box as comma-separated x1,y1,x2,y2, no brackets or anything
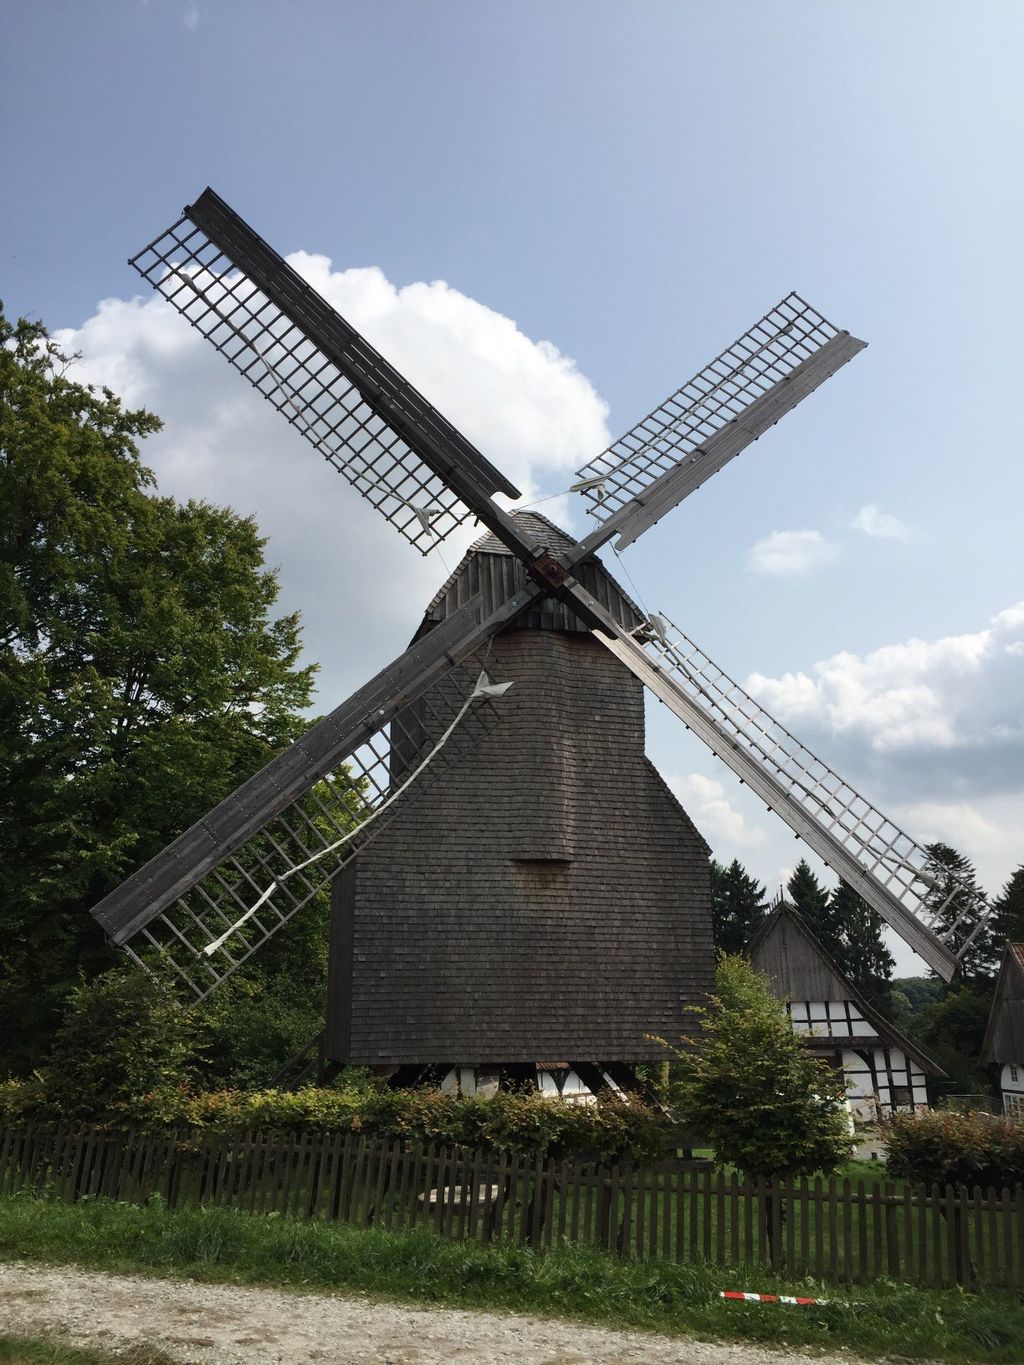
1,1194,1022,1362
0,1337,174,1365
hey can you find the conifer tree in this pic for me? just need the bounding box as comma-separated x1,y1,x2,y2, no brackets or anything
787,859,833,938
922,843,993,982
988,864,1024,950
826,879,895,1005
711,858,768,953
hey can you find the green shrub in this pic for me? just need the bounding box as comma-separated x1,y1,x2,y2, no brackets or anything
885,1109,1024,1190
659,955,852,1180
0,1078,669,1163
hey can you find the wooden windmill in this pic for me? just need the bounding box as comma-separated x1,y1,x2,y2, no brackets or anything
91,189,988,1092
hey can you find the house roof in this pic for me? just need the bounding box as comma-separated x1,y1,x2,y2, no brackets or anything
414,510,645,641
748,901,945,1076
980,943,1024,1066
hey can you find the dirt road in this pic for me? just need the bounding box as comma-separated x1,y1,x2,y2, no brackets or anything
0,1260,880,1364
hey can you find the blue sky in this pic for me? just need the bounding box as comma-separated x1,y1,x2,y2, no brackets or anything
3,1,1022,969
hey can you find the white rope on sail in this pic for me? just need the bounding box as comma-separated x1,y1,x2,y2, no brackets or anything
200,672,513,958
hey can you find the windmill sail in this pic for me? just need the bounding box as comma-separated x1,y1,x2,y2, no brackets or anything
129,188,520,554
572,293,866,552
90,596,525,1000
568,593,986,980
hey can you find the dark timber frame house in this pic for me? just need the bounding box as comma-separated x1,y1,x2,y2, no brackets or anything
980,943,1024,1116
749,902,943,1122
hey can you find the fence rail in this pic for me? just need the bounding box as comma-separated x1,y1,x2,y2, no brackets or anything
1,1125,1022,1290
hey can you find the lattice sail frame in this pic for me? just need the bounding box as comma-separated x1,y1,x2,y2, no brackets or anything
633,613,987,962
574,293,843,522
124,651,503,1001
130,217,469,554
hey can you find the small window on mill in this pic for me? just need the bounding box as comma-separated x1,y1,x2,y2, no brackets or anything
511,858,571,899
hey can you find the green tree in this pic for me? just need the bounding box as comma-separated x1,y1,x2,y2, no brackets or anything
711,858,768,953
787,859,829,923
663,955,852,1181
988,864,1024,951
0,307,317,1072
922,843,993,983
40,968,207,1124
911,985,994,1097
825,879,895,1006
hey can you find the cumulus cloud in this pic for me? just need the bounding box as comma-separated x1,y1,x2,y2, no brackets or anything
747,528,839,576
850,503,910,540
745,602,1024,787
53,256,611,706
667,773,767,854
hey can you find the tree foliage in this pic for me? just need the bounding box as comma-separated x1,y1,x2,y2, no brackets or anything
909,986,993,1095
988,864,1024,952
661,955,852,1180
824,879,895,1005
0,307,318,1072
710,858,767,954
885,1110,1024,1191
786,862,894,1005
33,969,206,1124
786,859,830,926
923,843,993,983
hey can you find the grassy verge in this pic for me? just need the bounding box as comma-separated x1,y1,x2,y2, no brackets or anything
0,1338,174,1365
0,1194,1021,1362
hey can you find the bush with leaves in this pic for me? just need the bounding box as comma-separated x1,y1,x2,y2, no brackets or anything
885,1110,1024,1191
658,954,853,1180
0,1073,670,1163
34,968,206,1124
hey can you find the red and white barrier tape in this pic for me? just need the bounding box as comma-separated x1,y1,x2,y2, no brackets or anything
720,1291,828,1306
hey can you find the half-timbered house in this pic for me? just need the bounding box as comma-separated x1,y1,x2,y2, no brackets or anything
749,901,942,1121
980,943,1024,1116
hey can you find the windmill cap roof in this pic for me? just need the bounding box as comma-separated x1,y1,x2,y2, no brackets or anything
418,509,645,638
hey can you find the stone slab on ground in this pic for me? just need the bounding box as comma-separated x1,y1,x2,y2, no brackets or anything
0,1260,879,1365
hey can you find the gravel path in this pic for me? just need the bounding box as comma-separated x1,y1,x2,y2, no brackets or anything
0,1261,876,1364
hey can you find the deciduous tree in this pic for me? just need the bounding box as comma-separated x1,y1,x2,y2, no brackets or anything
0,308,318,1072
661,955,852,1182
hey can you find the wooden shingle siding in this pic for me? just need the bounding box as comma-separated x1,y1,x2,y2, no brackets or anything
325,519,713,1067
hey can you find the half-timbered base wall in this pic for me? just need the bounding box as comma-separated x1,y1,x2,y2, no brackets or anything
788,999,929,1117
1000,1062,1024,1118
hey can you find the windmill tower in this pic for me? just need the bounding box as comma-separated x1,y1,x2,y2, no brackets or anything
325,513,713,1090
90,189,990,1092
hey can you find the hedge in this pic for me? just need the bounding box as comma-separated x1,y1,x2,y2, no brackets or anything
885,1109,1024,1190
0,1078,671,1163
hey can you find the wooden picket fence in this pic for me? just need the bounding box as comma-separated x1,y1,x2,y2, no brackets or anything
2,1124,1022,1290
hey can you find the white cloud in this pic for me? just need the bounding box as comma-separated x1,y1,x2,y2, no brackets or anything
53,255,611,707
182,4,200,31
667,773,767,854
746,603,1024,760
850,503,909,540
747,528,839,576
